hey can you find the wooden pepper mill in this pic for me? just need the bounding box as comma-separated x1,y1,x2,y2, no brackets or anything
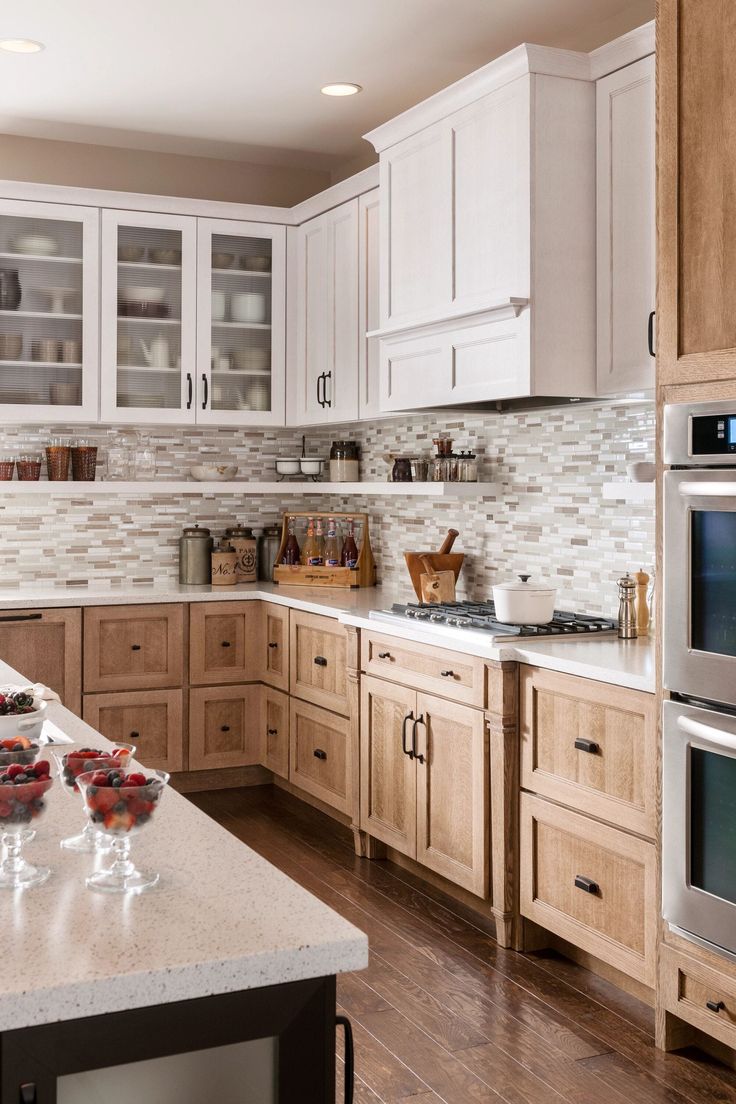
634,569,650,636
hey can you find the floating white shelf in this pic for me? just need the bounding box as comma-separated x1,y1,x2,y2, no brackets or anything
117,315,181,326
1,480,501,498
602,481,655,503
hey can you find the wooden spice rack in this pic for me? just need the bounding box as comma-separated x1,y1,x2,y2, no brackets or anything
273,511,376,589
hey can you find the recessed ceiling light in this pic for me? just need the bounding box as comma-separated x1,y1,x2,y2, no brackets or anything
0,38,44,53
321,83,362,97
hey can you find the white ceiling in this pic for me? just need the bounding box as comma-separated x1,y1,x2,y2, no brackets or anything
0,0,654,171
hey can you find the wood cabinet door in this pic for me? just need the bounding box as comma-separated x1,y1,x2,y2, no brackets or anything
83,689,183,773
262,686,289,780
84,604,184,692
414,693,488,897
596,55,655,395
0,607,82,714
260,602,289,692
359,675,417,857
188,684,261,771
520,665,657,838
290,610,348,715
658,0,736,386
189,601,259,686
289,698,350,814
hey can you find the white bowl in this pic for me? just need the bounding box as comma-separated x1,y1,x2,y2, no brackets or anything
275,458,301,476
231,292,266,324
299,458,325,476
0,694,47,740
119,286,166,304
11,234,58,257
626,461,656,483
189,464,238,482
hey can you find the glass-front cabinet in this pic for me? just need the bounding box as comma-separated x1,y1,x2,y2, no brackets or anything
196,218,285,425
0,198,99,422
100,209,197,423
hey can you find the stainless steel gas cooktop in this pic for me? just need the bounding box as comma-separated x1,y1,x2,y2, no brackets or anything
369,600,617,643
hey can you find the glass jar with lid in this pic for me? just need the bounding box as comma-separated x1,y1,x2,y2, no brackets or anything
329,441,360,482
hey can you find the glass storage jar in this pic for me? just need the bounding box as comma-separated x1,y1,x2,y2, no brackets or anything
329,440,360,482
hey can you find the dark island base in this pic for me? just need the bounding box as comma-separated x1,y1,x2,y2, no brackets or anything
1,975,337,1103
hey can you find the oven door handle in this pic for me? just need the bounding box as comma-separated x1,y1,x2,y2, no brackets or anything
678,715,736,752
678,481,736,498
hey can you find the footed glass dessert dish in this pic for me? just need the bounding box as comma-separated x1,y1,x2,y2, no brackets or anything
0,763,53,889
53,743,135,853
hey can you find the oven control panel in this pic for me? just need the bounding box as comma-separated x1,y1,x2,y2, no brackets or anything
692,413,736,455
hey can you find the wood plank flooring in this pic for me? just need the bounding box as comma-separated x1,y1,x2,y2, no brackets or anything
188,785,736,1104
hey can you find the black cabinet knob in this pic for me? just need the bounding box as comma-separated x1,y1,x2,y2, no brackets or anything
378,651,392,659
131,644,141,651
574,738,599,754
221,725,230,733
313,748,327,760
130,731,140,740
314,655,328,667
268,641,278,649
221,641,231,648
440,670,455,678
574,875,599,894
707,999,725,1013
267,728,278,736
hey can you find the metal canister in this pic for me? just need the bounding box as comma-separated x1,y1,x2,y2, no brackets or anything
179,524,213,585
617,573,638,639
225,524,257,584
258,524,282,582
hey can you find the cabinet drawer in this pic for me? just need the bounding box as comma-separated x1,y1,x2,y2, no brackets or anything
520,666,656,838
661,945,736,1051
289,698,350,815
83,689,183,773
520,793,656,986
290,611,349,715
189,685,261,771
84,604,184,692
189,601,259,686
262,686,289,780
261,602,289,692
362,630,484,707
0,607,81,714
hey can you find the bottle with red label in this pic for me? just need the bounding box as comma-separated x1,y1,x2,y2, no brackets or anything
340,517,359,569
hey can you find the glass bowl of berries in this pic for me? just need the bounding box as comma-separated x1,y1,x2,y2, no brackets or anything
0,758,53,889
0,735,40,768
0,688,47,742
52,744,135,853
76,767,169,893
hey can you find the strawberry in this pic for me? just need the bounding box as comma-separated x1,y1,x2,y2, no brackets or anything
32,760,50,777
125,773,147,787
6,764,24,779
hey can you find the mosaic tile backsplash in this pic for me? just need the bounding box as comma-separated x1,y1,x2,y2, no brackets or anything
0,400,655,618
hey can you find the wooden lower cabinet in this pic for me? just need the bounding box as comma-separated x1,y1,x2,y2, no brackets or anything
289,698,350,815
362,630,486,708
84,604,184,692
260,602,289,693
83,690,184,773
290,610,349,715
0,607,81,713
360,674,489,898
660,943,736,1051
520,793,657,986
262,686,289,780
189,601,259,686
189,684,261,771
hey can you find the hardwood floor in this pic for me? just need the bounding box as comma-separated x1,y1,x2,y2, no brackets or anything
188,785,736,1104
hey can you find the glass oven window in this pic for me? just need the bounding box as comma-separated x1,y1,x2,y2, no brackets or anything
690,746,736,904
691,511,736,656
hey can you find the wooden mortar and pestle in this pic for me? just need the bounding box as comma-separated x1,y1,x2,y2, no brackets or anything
404,529,464,602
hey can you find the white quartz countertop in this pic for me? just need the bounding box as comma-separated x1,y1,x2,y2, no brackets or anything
0,657,368,1032
0,581,655,693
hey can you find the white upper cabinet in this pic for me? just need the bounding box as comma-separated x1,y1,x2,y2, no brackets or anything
596,54,655,395
365,47,597,411
0,198,99,423
290,199,359,425
358,189,381,421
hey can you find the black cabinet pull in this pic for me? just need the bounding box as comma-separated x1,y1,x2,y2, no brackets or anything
314,655,328,666
268,641,278,649
440,670,455,678
336,1015,354,1104
647,310,656,358
324,369,332,407
313,748,327,760
202,373,209,409
316,372,325,408
0,613,42,623
378,651,392,659
186,371,193,409
221,640,231,648
267,728,278,736
574,874,599,894
401,711,415,758
19,1085,37,1104
574,738,599,754
221,724,230,733
412,714,426,764
131,644,141,651
707,999,725,1013
130,731,140,740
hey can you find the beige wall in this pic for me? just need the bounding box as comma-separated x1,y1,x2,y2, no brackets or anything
0,133,331,207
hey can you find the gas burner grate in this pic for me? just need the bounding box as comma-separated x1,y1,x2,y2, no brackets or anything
387,600,616,637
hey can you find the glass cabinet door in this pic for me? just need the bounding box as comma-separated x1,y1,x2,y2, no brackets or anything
196,218,285,425
100,209,196,423
0,198,99,422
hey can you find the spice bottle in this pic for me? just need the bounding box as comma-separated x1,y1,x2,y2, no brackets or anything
225,524,257,584
211,540,238,586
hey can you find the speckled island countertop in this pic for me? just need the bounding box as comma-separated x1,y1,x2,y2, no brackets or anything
0,655,368,1032
0,581,655,693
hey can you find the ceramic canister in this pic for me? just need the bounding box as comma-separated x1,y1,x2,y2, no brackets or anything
225,525,257,583
211,541,238,586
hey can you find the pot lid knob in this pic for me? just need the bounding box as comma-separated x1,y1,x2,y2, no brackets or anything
518,574,531,583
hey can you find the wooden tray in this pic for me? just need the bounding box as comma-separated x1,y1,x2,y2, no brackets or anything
273,511,376,589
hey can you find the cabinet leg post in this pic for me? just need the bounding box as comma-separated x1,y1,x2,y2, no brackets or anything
518,918,552,953
655,1005,698,1052
352,828,387,860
